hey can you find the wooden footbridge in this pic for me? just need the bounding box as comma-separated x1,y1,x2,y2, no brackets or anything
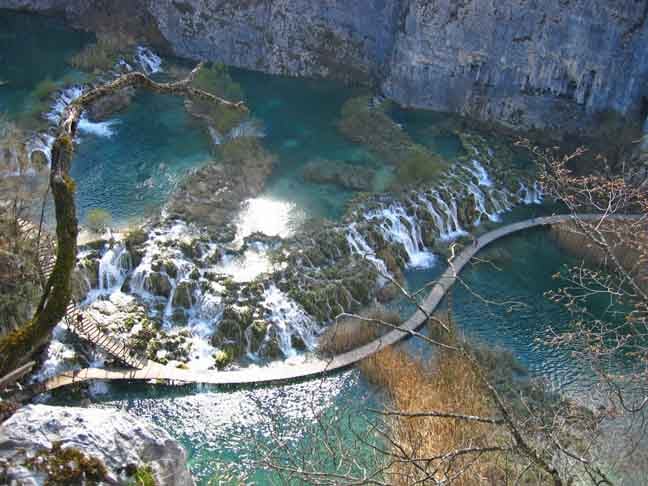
17,219,150,370
13,214,646,392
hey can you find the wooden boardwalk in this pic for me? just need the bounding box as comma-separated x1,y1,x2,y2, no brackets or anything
17,219,151,370
24,213,643,392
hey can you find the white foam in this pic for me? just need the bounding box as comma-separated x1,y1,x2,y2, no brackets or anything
364,203,436,269
47,86,119,138
260,284,321,358
135,46,163,75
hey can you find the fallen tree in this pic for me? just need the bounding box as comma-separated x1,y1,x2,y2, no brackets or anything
0,64,246,376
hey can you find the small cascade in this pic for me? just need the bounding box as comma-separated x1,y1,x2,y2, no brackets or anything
364,203,435,269
163,259,194,321
465,159,494,187
430,190,467,238
47,86,119,137
207,126,224,145
228,120,266,139
260,284,320,358
346,223,390,276
519,181,543,204
27,133,55,168
135,46,163,75
464,180,500,223
98,244,132,292
417,194,450,238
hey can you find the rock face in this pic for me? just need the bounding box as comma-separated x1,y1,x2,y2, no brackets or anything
2,0,648,133
0,404,195,486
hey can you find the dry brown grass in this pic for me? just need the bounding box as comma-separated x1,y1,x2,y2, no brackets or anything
360,346,509,485
317,307,399,358
358,308,548,485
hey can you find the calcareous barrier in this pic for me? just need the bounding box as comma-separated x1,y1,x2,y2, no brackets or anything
41,213,644,392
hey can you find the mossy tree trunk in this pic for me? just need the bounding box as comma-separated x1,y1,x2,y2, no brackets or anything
0,64,246,376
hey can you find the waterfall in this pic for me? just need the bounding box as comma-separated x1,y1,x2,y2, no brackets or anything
135,46,163,75
260,284,320,358
430,190,467,238
228,120,266,139
208,126,224,145
346,223,391,276
98,244,131,292
27,133,55,168
519,181,543,204
465,159,494,187
47,86,119,137
364,203,435,269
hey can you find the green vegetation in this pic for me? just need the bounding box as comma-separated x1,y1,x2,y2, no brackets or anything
220,136,267,163
25,441,108,486
68,33,134,72
129,465,157,486
189,63,246,133
396,144,446,185
31,78,58,101
338,96,448,186
85,208,112,233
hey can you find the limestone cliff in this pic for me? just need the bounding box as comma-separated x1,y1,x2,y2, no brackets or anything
2,0,648,134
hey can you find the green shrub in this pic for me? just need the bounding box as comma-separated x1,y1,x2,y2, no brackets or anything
220,137,267,163
85,208,112,233
338,95,448,186
130,465,156,486
68,33,133,72
31,78,58,101
192,63,244,101
25,441,108,486
396,145,446,186
189,63,246,133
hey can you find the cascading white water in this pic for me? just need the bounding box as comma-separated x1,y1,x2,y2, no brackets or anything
228,120,266,139
430,190,467,238
519,181,543,204
417,194,451,239
364,203,435,269
47,86,119,137
260,284,320,358
135,46,163,75
465,159,494,187
98,244,132,292
27,133,55,168
346,223,390,277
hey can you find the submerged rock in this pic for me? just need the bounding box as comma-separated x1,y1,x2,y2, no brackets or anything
0,404,194,486
166,138,274,233
86,87,134,122
302,159,376,191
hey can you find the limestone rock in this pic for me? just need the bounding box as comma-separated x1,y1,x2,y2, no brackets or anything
0,404,194,486
302,159,375,191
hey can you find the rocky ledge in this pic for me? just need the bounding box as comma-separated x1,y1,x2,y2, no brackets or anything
0,404,194,486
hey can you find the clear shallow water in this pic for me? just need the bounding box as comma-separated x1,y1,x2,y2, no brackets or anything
71,92,213,223
402,206,593,393
0,10,92,116
50,370,376,485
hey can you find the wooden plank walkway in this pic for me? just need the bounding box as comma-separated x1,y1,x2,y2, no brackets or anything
39,213,645,392
17,219,151,370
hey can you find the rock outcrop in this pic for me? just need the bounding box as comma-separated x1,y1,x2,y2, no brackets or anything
2,0,648,134
0,404,195,486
